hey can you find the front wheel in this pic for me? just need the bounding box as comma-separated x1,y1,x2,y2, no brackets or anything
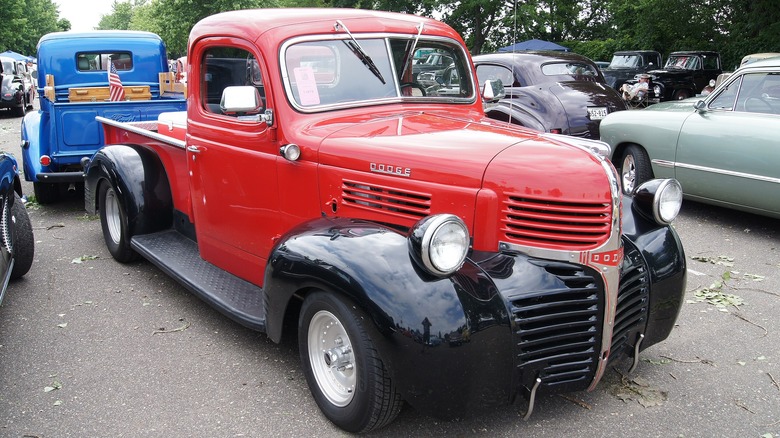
673,89,691,100
99,181,138,262
299,292,401,433
619,145,653,195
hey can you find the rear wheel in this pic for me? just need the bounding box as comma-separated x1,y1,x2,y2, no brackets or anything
299,292,401,433
33,182,58,204
99,181,138,262
9,193,34,279
619,145,653,195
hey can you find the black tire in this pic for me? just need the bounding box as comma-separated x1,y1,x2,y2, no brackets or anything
9,193,34,280
619,145,653,195
11,102,25,117
299,292,401,433
672,89,691,100
98,181,138,262
33,182,58,204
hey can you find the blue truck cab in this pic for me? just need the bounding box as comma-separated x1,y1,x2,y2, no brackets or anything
21,30,186,203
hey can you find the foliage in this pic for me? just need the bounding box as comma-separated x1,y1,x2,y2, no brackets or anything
4,0,779,75
0,0,62,55
97,0,137,30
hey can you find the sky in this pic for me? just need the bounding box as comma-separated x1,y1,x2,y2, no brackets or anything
55,0,118,32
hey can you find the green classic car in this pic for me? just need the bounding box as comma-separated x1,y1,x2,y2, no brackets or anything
601,56,780,219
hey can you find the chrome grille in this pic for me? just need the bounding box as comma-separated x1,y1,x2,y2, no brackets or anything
510,260,603,391
342,180,430,220
502,194,611,250
610,240,650,358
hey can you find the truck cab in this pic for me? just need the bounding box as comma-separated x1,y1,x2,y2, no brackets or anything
84,9,687,433
20,30,186,203
601,50,662,90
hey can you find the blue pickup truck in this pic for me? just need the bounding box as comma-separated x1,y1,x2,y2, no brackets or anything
21,30,186,203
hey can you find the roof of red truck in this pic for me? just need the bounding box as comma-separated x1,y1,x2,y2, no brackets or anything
190,8,463,47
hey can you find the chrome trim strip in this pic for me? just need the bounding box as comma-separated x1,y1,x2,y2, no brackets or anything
652,159,780,184
95,116,186,149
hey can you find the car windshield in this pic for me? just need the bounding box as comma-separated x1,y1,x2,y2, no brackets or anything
1,59,15,75
282,35,474,110
609,55,641,68
665,55,700,70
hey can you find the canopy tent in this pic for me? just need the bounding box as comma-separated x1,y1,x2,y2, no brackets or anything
498,39,570,52
0,50,35,62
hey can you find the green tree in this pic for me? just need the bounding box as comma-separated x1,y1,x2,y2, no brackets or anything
0,0,60,55
438,0,508,54
97,0,137,30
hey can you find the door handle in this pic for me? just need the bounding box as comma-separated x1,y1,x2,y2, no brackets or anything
186,145,201,154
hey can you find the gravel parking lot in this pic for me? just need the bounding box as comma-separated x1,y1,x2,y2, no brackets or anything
0,104,778,437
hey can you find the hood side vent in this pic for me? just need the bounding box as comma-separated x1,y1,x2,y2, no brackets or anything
342,180,431,220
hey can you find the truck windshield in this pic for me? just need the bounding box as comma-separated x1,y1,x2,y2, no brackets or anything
282,35,474,110
609,55,641,68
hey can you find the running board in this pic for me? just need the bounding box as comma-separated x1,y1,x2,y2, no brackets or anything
131,230,266,331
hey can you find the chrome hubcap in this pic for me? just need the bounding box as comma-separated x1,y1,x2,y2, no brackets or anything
622,154,636,194
308,310,356,407
105,187,122,244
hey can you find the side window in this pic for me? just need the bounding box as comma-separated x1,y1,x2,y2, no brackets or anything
709,77,740,110
475,64,515,87
736,72,780,114
201,46,265,117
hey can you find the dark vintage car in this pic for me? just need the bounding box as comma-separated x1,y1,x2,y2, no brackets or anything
0,152,34,305
601,50,662,91
472,51,628,139
625,51,723,103
1,57,34,116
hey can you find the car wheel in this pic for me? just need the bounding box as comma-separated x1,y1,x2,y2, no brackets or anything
33,182,58,204
673,89,691,100
8,193,34,280
619,145,653,195
12,101,25,117
99,181,138,262
299,292,401,433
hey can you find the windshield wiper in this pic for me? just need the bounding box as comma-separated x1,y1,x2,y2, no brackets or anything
400,22,425,80
334,20,386,84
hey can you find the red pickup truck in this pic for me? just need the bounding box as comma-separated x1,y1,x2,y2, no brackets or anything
84,8,687,433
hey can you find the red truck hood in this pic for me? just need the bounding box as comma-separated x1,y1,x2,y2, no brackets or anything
316,110,610,195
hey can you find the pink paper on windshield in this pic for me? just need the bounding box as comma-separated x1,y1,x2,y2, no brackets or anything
294,67,320,105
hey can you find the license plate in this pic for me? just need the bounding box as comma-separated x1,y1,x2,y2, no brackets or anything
587,107,608,120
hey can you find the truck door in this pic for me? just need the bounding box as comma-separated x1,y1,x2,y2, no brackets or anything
186,41,279,285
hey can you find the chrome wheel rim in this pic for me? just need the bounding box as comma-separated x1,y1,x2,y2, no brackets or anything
105,187,122,244
621,154,636,194
308,310,356,407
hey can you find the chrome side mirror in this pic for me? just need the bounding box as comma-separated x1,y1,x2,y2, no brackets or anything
482,79,505,102
220,85,263,115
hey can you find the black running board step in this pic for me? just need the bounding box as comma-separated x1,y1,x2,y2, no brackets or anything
131,230,266,331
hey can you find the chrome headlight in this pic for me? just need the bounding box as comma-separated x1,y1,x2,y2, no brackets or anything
409,214,469,277
633,178,683,224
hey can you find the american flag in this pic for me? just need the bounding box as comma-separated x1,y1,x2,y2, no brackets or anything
108,62,125,101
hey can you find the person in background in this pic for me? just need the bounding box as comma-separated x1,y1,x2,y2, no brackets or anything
621,73,650,100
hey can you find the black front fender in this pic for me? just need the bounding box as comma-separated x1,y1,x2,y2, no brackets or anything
84,144,173,236
263,217,515,418
621,195,687,348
